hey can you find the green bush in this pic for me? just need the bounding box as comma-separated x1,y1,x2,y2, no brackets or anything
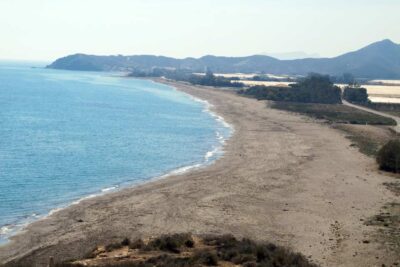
189,71,244,88
240,74,342,104
146,233,194,253
343,87,369,103
377,140,400,173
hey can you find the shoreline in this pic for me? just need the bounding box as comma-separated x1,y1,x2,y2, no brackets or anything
0,78,233,247
0,80,397,266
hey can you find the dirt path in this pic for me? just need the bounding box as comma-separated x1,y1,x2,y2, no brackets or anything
0,82,397,267
343,100,400,133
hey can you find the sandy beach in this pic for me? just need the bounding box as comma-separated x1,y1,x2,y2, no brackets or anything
0,80,397,266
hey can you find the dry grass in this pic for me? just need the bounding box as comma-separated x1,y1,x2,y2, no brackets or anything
365,202,400,264
271,102,397,126
332,124,396,157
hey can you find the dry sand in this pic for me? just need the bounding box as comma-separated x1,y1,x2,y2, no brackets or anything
0,81,398,266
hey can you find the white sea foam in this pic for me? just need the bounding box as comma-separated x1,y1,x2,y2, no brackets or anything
71,193,99,205
171,86,234,133
173,86,234,164
199,100,232,130
205,146,221,161
48,207,63,216
0,189,110,242
205,150,215,160
101,186,119,192
0,225,12,235
160,164,203,178
216,131,225,144
150,79,234,133
0,215,41,244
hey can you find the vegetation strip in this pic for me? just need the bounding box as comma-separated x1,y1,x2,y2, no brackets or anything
54,234,318,267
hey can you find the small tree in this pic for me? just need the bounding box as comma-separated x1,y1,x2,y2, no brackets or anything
377,140,400,173
343,87,369,103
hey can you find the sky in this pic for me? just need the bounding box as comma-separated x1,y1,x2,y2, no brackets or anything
1,0,399,61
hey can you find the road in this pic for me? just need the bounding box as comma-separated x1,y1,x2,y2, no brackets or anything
342,100,400,133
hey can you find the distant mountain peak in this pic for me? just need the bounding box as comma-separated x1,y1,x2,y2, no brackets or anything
379,39,396,44
364,39,398,49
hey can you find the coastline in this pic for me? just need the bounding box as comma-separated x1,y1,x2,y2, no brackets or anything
0,78,232,246
0,80,397,266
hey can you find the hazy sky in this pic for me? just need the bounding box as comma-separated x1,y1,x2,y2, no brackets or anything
1,0,399,61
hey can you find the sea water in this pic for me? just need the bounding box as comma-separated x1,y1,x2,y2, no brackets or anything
0,62,231,243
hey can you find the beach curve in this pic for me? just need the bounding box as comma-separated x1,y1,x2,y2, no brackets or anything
0,80,397,267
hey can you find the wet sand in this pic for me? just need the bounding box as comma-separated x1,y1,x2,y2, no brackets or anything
0,80,397,266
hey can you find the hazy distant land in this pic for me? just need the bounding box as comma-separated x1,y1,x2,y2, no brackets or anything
47,39,400,79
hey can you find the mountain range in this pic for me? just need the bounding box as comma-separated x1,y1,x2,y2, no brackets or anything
47,39,400,79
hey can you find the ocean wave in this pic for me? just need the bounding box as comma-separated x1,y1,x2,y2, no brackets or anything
0,225,12,235
170,86,234,133
216,131,226,145
198,100,233,131
0,187,119,243
160,163,203,178
101,186,119,192
214,113,232,130
0,214,40,244
205,146,221,161
48,207,63,216
71,193,99,206
167,85,233,166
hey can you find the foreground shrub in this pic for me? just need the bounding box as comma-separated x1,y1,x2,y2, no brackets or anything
203,235,313,267
105,242,123,252
193,250,219,266
377,140,400,173
54,233,318,267
146,233,194,253
129,238,145,249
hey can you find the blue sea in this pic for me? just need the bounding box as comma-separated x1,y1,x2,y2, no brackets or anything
0,62,231,243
